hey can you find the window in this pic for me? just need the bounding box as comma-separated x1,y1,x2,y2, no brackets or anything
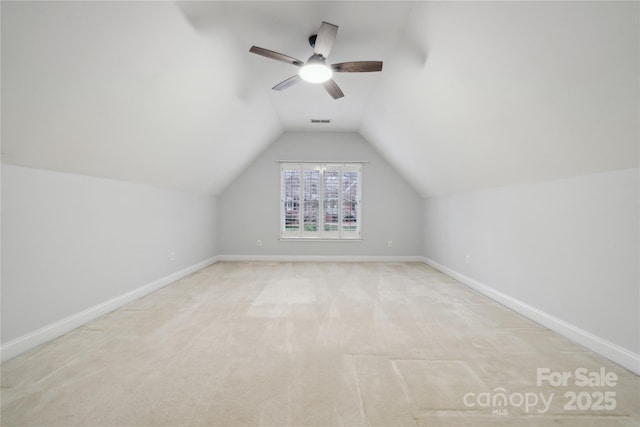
280,162,362,240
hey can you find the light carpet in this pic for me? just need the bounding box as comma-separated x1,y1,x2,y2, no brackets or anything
2,262,638,426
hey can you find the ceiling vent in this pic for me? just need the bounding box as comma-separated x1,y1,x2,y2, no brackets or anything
310,119,331,124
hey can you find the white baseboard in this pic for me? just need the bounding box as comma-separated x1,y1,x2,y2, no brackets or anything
217,255,425,263
0,256,219,363
422,257,640,376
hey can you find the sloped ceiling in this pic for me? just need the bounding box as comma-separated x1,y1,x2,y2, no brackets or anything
2,1,638,197
361,1,639,196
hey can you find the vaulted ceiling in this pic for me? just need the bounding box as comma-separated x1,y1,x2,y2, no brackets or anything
2,1,638,196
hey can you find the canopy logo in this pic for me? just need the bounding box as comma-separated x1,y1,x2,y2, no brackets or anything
463,388,553,415
462,367,618,416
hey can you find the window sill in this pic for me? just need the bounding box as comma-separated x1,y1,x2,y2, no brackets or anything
279,237,362,242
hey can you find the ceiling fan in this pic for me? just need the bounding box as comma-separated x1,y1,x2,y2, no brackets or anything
249,21,383,99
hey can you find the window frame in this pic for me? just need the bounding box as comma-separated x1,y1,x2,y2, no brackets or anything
279,162,363,241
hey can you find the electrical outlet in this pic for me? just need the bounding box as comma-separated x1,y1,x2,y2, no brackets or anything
170,251,176,262
256,240,262,247
388,240,393,248
465,255,470,265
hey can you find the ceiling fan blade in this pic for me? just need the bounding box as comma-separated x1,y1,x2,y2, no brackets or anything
332,61,383,73
322,79,344,99
249,46,304,67
314,22,338,58
273,75,302,91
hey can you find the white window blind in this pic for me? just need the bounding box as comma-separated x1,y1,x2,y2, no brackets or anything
280,163,362,240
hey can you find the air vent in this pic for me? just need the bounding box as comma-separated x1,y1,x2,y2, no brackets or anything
310,119,331,124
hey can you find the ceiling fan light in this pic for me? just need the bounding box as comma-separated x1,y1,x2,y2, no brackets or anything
299,56,333,83
299,63,332,83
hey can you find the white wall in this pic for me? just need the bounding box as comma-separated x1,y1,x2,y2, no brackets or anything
1,165,217,346
217,132,423,257
423,168,639,367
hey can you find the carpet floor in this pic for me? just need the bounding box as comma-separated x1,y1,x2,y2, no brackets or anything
1,262,638,426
